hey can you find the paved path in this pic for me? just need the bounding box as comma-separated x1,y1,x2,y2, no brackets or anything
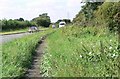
0,33,32,44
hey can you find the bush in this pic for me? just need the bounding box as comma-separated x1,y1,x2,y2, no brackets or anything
1,19,33,31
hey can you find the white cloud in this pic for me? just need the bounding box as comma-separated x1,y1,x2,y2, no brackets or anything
0,0,84,22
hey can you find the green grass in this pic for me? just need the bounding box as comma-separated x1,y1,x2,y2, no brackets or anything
41,26,119,77
2,29,53,77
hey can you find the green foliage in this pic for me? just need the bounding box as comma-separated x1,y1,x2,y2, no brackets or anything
73,2,120,32
15,18,24,21
1,19,33,31
95,2,120,31
41,26,119,77
73,2,103,24
32,13,51,27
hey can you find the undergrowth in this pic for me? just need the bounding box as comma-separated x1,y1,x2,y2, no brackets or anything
41,26,119,77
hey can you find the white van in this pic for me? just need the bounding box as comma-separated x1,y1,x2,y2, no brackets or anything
59,21,66,28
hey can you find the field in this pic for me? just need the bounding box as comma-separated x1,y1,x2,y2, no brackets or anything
41,26,119,77
2,29,53,77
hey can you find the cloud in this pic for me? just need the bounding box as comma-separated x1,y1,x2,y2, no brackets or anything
0,0,84,22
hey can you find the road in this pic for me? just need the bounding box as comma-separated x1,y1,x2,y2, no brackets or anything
0,33,32,44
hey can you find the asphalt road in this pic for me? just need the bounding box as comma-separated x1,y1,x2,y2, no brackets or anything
0,33,32,44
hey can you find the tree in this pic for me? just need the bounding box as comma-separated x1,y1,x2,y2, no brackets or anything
63,19,71,24
15,18,24,21
73,2,103,26
32,13,51,27
19,18,24,21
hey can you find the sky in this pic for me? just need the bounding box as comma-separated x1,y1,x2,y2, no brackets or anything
0,0,85,22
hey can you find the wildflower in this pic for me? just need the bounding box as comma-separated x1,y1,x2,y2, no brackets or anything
80,55,82,58
81,42,82,44
113,50,116,52
115,47,118,49
89,52,92,55
50,54,52,57
109,46,112,50
113,53,116,57
110,40,112,42
111,53,116,58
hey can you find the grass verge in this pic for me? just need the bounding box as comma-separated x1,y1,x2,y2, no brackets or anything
41,26,119,77
2,29,53,78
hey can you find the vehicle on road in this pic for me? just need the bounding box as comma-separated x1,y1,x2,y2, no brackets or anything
52,24,56,28
59,21,66,28
28,26,38,33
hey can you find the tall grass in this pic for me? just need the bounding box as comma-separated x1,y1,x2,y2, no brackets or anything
41,26,119,77
2,29,53,77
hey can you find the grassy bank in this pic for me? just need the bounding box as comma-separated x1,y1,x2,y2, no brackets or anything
2,29,53,77
41,26,119,77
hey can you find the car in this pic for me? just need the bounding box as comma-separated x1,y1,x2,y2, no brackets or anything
28,26,38,33
52,24,56,28
59,21,66,28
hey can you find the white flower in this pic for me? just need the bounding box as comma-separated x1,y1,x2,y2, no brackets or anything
111,53,116,58
50,55,52,57
113,53,116,57
89,52,92,55
80,55,82,58
109,46,112,50
113,50,116,52
81,42,83,44
110,40,112,42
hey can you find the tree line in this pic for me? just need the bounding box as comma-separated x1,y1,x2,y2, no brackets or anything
1,12,73,31
1,13,51,31
1,19,33,31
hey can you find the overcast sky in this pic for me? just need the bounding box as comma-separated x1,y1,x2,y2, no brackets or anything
0,0,84,22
